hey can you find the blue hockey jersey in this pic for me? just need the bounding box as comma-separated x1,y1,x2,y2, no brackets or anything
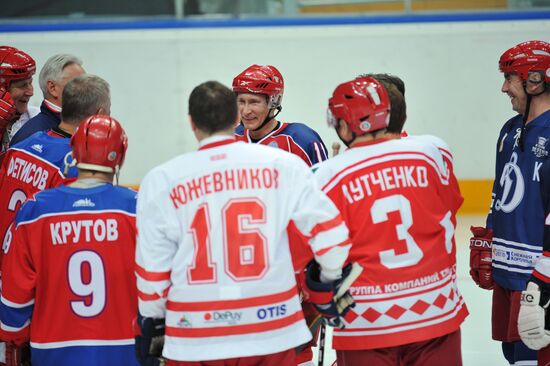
488,109,550,290
0,183,139,366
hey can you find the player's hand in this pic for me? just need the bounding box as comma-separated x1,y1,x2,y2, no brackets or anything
518,281,550,350
303,261,361,329
0,87,16,132
135,314,165,366
469,226,494,290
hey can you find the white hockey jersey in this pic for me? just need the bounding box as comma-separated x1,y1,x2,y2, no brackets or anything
136,135,351,361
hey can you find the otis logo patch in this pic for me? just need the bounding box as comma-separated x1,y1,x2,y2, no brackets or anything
257,304,286,320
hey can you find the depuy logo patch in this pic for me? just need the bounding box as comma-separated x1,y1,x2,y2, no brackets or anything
204,311,242,325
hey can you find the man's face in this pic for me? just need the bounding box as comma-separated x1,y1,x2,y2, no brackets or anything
54,63,85,103
8,77,34,115
501,73,527,115
236,93,269,130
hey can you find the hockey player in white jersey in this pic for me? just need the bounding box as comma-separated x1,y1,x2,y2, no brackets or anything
135,81,355,366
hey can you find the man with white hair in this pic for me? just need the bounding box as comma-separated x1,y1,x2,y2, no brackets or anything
9,53,85,146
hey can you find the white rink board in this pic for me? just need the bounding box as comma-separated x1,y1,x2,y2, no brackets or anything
1,20,549,184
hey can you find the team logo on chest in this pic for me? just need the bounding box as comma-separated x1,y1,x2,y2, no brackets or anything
494,152,524,213
532,136,549,158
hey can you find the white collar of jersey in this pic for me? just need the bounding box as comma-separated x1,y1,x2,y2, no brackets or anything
44,99,62,113
199,134,235,149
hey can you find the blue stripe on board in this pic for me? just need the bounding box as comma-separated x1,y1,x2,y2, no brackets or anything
0,10,549,33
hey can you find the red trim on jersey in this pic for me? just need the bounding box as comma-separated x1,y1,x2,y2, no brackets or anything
137,289,162,301
333,304,468,350
245,122,287,143
135,264,171,281
353,275,453,303
321,150,446,193
310,215,343,238
340,300,463,333
166,286,298,311
542,251,550,258
350,138,391,149
315,239,352,257
198,137,236,151
533,270,550,284
166,310,303,338
306,289,334,304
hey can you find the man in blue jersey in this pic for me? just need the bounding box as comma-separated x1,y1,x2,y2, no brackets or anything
9,53,85,147
469,40,550,365
232,64,330,366
0,74,111,366
232,64,328,167
0,115,139,366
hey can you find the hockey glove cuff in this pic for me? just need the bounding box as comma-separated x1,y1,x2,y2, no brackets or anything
135,314,165,366
518,282,550,350
469,226,494,290
304,261,361,329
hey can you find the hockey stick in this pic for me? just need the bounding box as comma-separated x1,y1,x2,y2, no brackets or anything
318,321,326,366
317,263,363,366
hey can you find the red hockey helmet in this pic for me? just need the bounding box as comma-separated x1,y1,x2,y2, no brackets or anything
327,76,391,135
232,64,284,108
0,46,36,87
70,115,128,173
499,40,550,83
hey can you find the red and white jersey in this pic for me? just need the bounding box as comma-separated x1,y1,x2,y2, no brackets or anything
314,136,468,350
136,136,350,361
235,122,328,166
0,184,139,365
0,130,76,269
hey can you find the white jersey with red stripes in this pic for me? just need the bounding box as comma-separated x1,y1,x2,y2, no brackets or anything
313,136,468,350
136,135,350,361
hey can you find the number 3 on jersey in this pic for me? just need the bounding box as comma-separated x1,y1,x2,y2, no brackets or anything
187,198,269,284
372,194,454,269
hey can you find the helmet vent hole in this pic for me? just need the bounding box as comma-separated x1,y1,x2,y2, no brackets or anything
344,94,353,99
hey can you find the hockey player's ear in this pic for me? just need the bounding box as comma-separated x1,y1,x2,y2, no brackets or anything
338,120,353,141
189,115,198,132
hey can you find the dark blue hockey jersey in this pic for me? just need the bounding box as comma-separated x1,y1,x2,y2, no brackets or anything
488,109,550,290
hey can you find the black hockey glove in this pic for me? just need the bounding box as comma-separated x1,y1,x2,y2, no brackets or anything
304,260,362,329
135,314,166,366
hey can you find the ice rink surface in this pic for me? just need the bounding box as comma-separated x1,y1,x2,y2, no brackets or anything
312,215,505,366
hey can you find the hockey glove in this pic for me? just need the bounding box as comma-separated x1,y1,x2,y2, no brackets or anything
135,314,165,366
518,281,550,350
304,261,362,329
0,87,16,132
469,226,494,290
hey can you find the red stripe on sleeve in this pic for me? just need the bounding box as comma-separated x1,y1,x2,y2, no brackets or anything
314,239,351,257
135,264,171,281
310,216,343,238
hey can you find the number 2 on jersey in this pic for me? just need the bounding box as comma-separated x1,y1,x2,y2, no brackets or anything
2,189,27,254
187,198,268,284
